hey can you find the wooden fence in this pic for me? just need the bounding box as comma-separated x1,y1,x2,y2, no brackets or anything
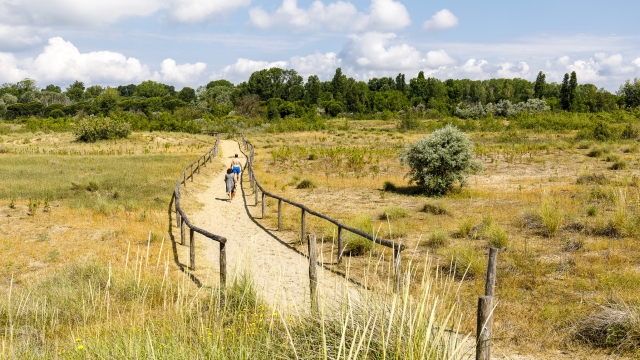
173,133,227,288
240,135,406,292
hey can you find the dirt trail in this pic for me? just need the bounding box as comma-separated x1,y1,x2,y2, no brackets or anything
188,140,358,312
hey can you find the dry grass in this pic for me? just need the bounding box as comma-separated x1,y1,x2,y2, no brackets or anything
245,123,640,356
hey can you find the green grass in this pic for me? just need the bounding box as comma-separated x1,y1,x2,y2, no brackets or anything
0,153,198,211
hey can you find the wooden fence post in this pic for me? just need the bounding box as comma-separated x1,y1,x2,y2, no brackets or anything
183,173,186,186
301,208,306,244
189,229,195,270
190,165,194,182
393,248,402,293
254,183,259,205
485,248,498,296
197,158,200,174
262,192,266,218
277,199,282,230
476,296,493,360
220,241,226,289
180,218,185,246
308,234,318,313
337,226,343,264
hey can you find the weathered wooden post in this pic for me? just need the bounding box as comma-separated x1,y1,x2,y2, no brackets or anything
197,158,200,174
261,192,266,218
476,296,493,360
337,226,344,264
485,248,498,296
180,217,185,246
308,234,318,313
393,247,402,293
183,173,186,186
190,165,194,182
277,199,282,230
301,208,306,244
189,229,195,270
220,240,227,289
254,182,259,205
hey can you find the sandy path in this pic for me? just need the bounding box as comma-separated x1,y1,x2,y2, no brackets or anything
188,140,358,312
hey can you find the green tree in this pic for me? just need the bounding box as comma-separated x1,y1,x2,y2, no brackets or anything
395,73,406,92
178,87,197,103
400,125,481,195
43,84,62,93
206,79,234,89
569,71,578,111
304,75,322,106
66,81,86,102
117,84,137,97
134,80,168,98
533,71,546,99
331,68,347,103
560,73,570,110
617,78,640,109
96,88,120,114
85,85,104,98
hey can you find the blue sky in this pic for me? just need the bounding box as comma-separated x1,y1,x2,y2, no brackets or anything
0,0,639,91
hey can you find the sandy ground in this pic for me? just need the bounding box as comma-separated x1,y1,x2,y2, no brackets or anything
184,140,359,313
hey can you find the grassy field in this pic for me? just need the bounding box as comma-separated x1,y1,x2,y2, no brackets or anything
0,127,469,359
246,119,640,356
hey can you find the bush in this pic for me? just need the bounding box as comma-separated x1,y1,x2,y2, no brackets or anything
296,179,317,189
610,161,627,170
593,121,614,141
421,202,448,215
73,117,131,142
400,125,481,195
379,206,409,220
486,225,509,248
443,246,483,279
342,215,374,256
426,229,449,248
382,181,396,192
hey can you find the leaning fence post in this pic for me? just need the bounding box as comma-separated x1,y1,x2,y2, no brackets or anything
197,158,201,174
180,218,185,246
254,182,259,205
485,248,498,296
476,296,493,360
308,233,318,313
301,208,306,244
262,192,266,218
183,173,186,187
220,240,226,289
190,165,194,182
337,226,344,264
277,199,282,230
189,229,195,270
393,248,402,293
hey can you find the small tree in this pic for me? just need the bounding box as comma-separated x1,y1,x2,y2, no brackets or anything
400,125,481,195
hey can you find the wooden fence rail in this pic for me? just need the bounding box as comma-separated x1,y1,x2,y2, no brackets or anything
240,135,406,291
172,132,236,290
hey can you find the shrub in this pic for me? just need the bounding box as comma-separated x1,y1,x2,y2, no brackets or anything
379,206,409,221
610,161,627,170
540,202,563,237
382,181,396,192
586,148,605,157
593,121,614,141
587,206,598,217
574,304,640,351
443,246,483,279
400,125,482,195
576,173,608,185
73,117,131,142
426,229,449,248
486,225,509,248
296,179,317,189
621,123,639,140
456,217,476,238
342,215,374,256
397,117,422,131
421,202,448,215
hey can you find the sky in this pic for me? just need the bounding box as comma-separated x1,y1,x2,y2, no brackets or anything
1,0,639,91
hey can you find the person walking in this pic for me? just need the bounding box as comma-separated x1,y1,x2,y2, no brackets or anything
231,154,242,183
224,168,236,201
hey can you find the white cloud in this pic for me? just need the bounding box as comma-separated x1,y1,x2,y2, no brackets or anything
557,55,570,66
0,0,249,28
167,0,252,23
0,25,43,50
341,32,423,71
424,50,455,68
249,0,410,32
24,37,151,84
422,9,458,32
496,61,530,78
290,52,341,78
156,59,207,84
214,58,289,82
0,53,31,83
458,59,489,75
633,58,640,68
0,37,210,86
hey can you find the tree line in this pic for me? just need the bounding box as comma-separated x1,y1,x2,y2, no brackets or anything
1,68,639,124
